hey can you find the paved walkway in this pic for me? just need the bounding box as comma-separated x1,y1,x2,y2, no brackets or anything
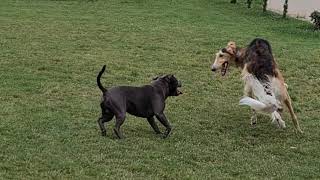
267,0,320,21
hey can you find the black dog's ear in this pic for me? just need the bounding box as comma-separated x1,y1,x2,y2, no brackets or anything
152,76,159,80
161,75,171,83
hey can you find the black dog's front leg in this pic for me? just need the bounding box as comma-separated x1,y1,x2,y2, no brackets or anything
155,113,172,138
147,117,161,134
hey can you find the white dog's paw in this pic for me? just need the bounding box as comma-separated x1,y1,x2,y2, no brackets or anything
278,119,286,129
250,116,257,126
271,112,286,129
271,118,285,129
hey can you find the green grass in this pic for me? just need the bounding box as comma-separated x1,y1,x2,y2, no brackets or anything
1,0,320,179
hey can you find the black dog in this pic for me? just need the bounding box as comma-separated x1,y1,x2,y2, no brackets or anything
97,65,182,139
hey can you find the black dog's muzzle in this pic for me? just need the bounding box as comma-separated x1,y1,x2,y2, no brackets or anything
176,81,182,95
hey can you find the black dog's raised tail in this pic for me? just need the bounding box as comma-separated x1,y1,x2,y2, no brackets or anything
97,65,107,93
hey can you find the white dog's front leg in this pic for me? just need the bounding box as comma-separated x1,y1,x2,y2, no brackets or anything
251,109,257,125
243,81,258,126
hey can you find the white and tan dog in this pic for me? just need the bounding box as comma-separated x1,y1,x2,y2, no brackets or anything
211,38,302,133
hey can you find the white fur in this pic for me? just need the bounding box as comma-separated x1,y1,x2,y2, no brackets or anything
239,96,276,113
240,74,279,113
240,74,286,128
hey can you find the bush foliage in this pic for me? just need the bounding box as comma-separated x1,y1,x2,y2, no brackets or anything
310,11,320,30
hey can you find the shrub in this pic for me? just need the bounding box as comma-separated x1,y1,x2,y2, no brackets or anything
310,11,320,30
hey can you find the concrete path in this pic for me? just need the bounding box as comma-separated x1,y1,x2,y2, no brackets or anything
267,0,320,21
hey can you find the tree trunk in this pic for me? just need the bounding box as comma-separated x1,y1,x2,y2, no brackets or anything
263,0,268,12
247,0,252,8
283,0,288,18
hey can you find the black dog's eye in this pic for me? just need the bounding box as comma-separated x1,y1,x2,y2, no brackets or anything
219,54,223,57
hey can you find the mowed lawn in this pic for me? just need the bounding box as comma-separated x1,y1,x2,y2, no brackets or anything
1,0,320,179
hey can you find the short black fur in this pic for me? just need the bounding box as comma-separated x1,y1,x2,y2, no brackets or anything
96,65,182,139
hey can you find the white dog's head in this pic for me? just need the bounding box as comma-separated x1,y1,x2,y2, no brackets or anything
211,41,237,76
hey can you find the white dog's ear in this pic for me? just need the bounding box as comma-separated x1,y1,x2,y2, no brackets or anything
227,41,236,49
226,41,236,55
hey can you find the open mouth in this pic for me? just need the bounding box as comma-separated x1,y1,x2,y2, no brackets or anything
221,61,229,76
176,81,182,95
176,83,182,95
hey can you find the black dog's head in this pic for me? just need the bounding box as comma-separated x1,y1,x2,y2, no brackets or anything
152,75,182,96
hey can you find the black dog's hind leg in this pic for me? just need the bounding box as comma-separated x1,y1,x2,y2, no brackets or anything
98,117,107,136
147,117,161,134
98,113,114,136
114,114,126,139
155,113,172,138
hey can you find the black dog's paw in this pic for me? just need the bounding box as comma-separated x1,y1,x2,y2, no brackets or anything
101,131,107,136
162,134,168,139
113,128,124,139
162,129,172,139
161,133,170,139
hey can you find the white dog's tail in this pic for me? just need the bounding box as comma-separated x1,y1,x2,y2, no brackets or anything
240,74,279,113
239,97,265,110
239,96,276,113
